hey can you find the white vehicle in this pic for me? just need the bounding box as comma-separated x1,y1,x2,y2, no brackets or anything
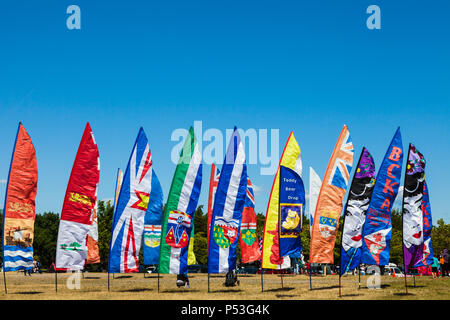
385,264,404,277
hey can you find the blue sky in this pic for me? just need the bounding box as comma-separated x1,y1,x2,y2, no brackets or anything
0,1,449,223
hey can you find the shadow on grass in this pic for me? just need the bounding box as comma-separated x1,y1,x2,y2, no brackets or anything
114,275,133,279
210,289,243,293
409,285,425,288
310,285,340,291
276,294,296,298
340,294,360,297
14,291,43,295
264,287,295,293
393,292,415,296
161,289,200,293
83,276,100,279
119,288,154,293
358,284,391,290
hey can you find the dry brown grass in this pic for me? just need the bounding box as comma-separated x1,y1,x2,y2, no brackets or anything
0,272,449,300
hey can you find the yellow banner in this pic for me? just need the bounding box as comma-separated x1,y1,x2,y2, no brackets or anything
262,132,301,269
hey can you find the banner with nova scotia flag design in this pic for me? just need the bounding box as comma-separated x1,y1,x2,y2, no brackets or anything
158,127,202,275
208,127,247,274
310,125,354,264
108,128,154,273
2,123,38,272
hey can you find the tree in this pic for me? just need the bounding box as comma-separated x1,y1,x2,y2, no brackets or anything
33,212,60,268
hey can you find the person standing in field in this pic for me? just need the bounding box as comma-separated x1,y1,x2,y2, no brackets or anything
432,256,440,279
443,249,449,277
440,254,445,277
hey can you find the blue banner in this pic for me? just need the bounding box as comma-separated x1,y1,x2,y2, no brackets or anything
208,127,247,274
143,170,164,265
279,166,305,257
360,128,403,266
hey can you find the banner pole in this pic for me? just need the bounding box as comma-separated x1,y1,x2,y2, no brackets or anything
339,275,342,297
207,272,210,293
55,271,58,292
404,272,408,295
358,265,361,289
309,263,312,290
3,269,7,294
281,272,284,289
107,272,110,292
260,267,264,292
157,270,160,293
413,275,416,287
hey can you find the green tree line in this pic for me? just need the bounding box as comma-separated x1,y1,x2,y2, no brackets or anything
0,205,448,271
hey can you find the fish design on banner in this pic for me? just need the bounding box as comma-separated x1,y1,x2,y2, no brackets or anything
56,123,100,270
310,125,354,264
340,147,376,275
208,127,247,274
402,144,426,273
2,123,38,272
108,128,153,273
361,128,403,266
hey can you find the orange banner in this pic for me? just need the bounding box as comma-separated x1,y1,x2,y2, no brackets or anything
309,125,354,264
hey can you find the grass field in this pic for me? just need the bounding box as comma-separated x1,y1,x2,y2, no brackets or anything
0,272,449,300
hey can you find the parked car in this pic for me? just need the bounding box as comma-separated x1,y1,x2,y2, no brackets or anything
187,264,203,273
237,266,259,274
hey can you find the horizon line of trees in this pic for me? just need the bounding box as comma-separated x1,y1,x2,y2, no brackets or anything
0,203,449,271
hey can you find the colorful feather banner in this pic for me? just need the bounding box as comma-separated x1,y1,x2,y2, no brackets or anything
207,163,220,251
340,147,376,275
239,178,262,264
108,127,153,273
2,123,38,272
113,168,123,212
310,125,354,264
361,128,403,266
159,127,202,274
142,169,164,265
402,144,426,273
86,200,100,264
308,167,321,237
414,181,433,267
261,132,301,269
279,165,305,257
56,123,100,270
208,127,247,274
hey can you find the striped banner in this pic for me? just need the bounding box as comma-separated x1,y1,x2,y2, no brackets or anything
208,127,247,274
159,127,202,274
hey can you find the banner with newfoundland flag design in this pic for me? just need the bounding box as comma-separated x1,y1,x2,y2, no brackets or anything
158,127,202,275
108,127,154,273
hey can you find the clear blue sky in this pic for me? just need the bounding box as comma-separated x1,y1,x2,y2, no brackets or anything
0,1,449,223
